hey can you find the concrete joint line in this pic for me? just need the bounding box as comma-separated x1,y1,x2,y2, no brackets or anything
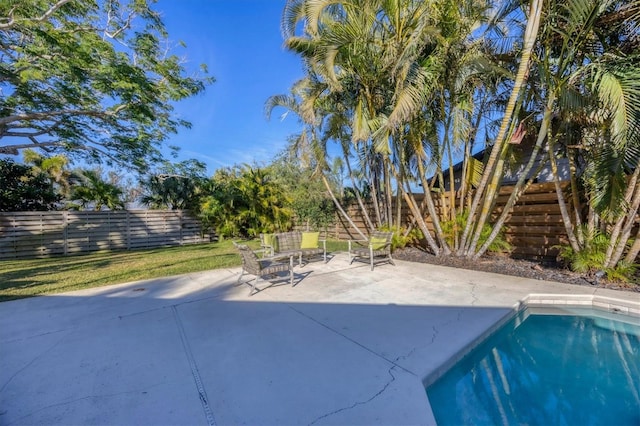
172,306,216,426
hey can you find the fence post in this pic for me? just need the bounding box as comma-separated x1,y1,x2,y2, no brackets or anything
63,211,68,256
179,210,183,245
126,211,131,250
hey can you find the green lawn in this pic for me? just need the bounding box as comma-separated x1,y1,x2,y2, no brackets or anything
0,239,349,302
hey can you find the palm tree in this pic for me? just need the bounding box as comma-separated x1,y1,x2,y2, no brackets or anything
198,165,293,238
140,160,208,210
69,169,125,211
278,0,638,272
22,149,73,199
266,78,370,239
459,0,546,258
281,0,447,251
525,0,640,274
282,0,509,256
235,166,293,236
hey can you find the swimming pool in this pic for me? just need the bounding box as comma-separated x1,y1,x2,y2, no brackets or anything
425,306,640,425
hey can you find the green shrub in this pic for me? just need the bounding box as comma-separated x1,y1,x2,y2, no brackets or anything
377,226,423,250
556,227,637,283
441,211,512,254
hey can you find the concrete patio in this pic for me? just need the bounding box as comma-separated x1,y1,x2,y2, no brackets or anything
1,252,638,425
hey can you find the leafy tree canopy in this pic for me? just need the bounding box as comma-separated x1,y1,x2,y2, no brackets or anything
268,152,337,230
0,0,213,172
198,165,293,238
68,168,125,211
0,157,59,211
22,149,74,197
140,159,208,210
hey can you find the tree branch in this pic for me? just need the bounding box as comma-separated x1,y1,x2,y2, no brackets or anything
0,108,123,126
0,0,74,30
2,119,65,138
0,141,62,154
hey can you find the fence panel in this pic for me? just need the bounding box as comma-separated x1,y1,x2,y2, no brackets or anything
329,182,575,260
314,181,639,261
0,210,210,259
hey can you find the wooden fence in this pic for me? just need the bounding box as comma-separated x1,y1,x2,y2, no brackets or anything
0,210,210,259
497,183,570,258
326,182,639,260
2,183,637,261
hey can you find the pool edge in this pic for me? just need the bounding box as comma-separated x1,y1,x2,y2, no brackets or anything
523,293,640,317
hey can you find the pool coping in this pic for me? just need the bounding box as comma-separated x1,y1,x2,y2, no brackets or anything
422,293,640,390
522,293,640,316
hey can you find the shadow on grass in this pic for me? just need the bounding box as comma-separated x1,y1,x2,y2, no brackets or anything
0,243,242,302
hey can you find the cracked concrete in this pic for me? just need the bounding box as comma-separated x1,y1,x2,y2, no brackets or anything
469,281,479,306
1,252,637,425
308,367,398,426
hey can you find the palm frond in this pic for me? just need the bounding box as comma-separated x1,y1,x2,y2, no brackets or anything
371,115,391,155
282,0,306,37
387,64,429,128
465,157,484,188
264,94,299,120
305,0,350,35
352,98,371,142
589,143,629,219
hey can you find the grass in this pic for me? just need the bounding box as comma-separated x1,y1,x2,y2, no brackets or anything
0,239,350,302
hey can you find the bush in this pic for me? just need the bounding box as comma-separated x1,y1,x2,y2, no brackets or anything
556,227,637,283
441,211,512,254
378,226,423,250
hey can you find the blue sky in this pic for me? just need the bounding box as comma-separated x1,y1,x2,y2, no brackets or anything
157,0,304,174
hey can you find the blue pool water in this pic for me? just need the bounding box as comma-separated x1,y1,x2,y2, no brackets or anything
426,308,640,425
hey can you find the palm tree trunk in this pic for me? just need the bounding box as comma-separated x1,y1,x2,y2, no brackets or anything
464,138,511,255
402,193,429,236
605,166,640,267
384,157,394,227
441,113,454,224
446,138,458,250
459,0,544,254
416,158,451,254
567,146,584,246
321,173,367,240
459,142,471,213
624,224,640,264
343,146,376,231
369,157,383,227
459,94,486,212
472,106,553,258
395,172,441,254
395,181,403,231
548,137,582,251
388,147,447,254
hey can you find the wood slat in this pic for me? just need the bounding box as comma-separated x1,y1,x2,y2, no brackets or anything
503,214,564,225
507,235,567,246
504,225,567,235
496,192,563,205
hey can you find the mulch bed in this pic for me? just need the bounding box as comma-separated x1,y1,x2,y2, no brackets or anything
393,247,640,292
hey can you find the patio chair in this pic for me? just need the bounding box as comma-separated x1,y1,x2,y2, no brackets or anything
348,231,395,271
258,233,278,257
273,231,327,266
233,242,294,295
